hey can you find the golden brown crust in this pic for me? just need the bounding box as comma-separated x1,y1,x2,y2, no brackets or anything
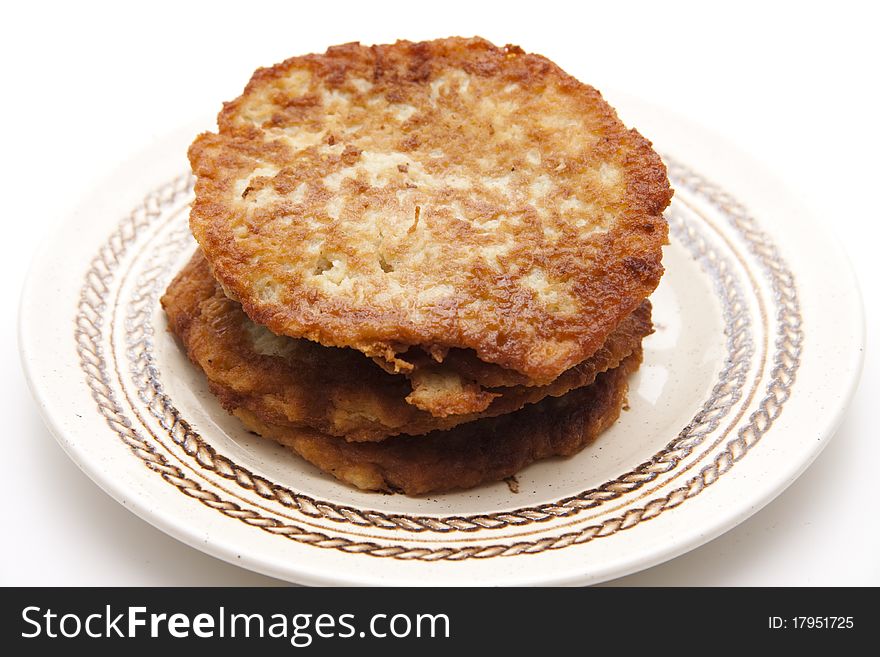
234,349,641,495
188,37,671,384
161,250,651,441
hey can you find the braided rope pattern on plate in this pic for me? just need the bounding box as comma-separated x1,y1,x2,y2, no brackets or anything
125,190,752,532
75,160,801,559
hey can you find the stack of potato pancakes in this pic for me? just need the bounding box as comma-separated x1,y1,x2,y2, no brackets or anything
162,37,672,495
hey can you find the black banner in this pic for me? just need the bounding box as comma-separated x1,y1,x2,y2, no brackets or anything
1,587,870,652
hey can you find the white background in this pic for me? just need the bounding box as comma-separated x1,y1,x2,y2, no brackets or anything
2,0,876,585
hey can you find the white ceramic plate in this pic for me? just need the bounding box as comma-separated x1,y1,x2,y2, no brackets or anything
20,96,864,586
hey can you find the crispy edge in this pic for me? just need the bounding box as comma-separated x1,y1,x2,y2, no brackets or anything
234,348,642,495
162,251,652,441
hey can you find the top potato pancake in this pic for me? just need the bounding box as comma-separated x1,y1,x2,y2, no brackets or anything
188,36,671,383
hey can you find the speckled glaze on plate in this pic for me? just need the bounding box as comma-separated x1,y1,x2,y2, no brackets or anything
19,96,864,585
